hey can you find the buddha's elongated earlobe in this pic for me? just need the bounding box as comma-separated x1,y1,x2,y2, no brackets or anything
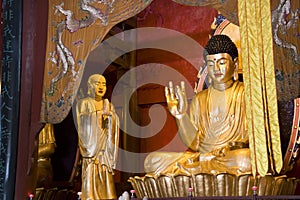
233,58,239,81
233,70,238,81
208,76,212,84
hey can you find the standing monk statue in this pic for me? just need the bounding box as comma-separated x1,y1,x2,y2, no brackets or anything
144,35,252,176
76,74,120,200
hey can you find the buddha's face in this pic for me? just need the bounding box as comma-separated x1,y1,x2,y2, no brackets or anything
89,75,107,99
206,53,236,84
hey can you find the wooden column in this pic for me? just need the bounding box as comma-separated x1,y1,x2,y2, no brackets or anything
0,0,47,199
1,0,22,199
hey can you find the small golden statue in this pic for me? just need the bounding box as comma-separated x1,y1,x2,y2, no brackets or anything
144,35,251,176
37,123,56,187
76,74,120,200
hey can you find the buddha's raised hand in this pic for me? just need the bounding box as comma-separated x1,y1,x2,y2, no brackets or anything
165,81,188,119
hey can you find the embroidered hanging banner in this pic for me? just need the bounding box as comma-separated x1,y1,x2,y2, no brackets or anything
40,0,152,124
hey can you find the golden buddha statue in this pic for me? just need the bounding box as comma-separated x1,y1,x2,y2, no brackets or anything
76,74,120,200
129,34,296,199
144,35,251,176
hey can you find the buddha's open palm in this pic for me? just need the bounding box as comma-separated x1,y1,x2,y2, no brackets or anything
165,81,188,119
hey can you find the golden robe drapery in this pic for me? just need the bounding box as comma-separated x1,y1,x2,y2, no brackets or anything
238,0,282,176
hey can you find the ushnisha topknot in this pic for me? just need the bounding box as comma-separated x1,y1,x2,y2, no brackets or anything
203,34,238,61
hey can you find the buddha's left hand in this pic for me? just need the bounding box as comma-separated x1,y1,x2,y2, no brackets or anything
211,146,230,157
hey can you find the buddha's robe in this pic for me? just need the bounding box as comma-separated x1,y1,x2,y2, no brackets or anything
76,97,119,200
144,81,251,176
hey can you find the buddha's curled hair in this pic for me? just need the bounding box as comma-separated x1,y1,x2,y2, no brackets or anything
203,35,238,61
